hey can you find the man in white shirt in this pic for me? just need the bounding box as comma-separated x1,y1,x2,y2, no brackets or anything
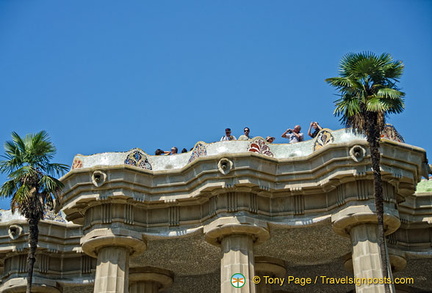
281,125,304,143
220,128,237,141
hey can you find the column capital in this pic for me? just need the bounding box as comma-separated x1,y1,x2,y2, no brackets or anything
332,202,400,237
81,227,146,257
204,216,269,246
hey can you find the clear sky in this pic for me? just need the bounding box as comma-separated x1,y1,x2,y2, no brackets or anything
0,0,431,210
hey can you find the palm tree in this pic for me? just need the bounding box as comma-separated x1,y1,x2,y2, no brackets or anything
0,131,69,293
326,52,405,293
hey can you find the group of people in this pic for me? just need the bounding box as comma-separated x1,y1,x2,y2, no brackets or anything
220,127,276,143
280,122,323,143
155,147,188,156
155,122,323,155
221,122,323,144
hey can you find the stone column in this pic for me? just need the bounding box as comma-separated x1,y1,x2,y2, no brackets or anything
81,228,146,293
220,234,255,291
204,216,270,293
344,250,406,275
254,257,286,293
129,267,174,293
332,203,400,293
350,224,387,281
94,246,130,293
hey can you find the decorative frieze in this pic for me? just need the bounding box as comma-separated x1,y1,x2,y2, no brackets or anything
169,206,180,227
38,254,49,274
250,194,258,213
82,255,93,274
383,183,395,201
3,254,26,275
293,195,304,215
18,254,26,273
102,203,112,224
125,204,134,225
209,196,217,217
356,180,370,200
227,192,238,213
336,185,346,206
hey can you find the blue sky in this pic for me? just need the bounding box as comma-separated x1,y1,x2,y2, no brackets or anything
1,1,431,210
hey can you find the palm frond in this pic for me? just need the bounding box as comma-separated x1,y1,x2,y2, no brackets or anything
10,184,32,212
0,141,24,173
41,163,69,177
39,175,64,195
0,179,18,198
8,166,41,184
11,132,26,154
366,96,388,112
376,87,405,99
25,131,56,166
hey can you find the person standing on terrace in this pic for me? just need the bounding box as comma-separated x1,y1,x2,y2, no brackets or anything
238,127,252,140
220,128,237,141
281,125,304,143
308,121,323,138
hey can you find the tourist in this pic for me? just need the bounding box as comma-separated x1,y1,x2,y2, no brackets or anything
169,147,178,155
266,136,275,143
238,127,252,140
155,149,165,155
220,128,237,141
181,148,188,153
281,125,304,143
308,121,323,138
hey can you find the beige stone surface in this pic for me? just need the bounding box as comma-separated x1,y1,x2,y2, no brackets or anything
1,134,431,293
350,224,389,292
220,234,255,292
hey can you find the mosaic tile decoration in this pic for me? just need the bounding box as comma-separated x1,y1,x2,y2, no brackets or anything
381,124,404,143
188,142,207,163
72,158,83,169
313,129,335,151
43,209,67,223
124,150,152,170
248,138,274,157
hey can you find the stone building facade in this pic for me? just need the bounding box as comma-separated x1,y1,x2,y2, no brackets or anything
0,128,431,293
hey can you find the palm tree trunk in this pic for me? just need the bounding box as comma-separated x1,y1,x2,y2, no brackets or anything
367,115,390,293
26,213,39,293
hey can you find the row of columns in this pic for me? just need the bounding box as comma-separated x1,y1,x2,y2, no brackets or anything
77,203,401,293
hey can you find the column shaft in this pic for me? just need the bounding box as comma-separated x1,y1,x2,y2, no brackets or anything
94,246,130,293
350,224,392,293
221,234,255,293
